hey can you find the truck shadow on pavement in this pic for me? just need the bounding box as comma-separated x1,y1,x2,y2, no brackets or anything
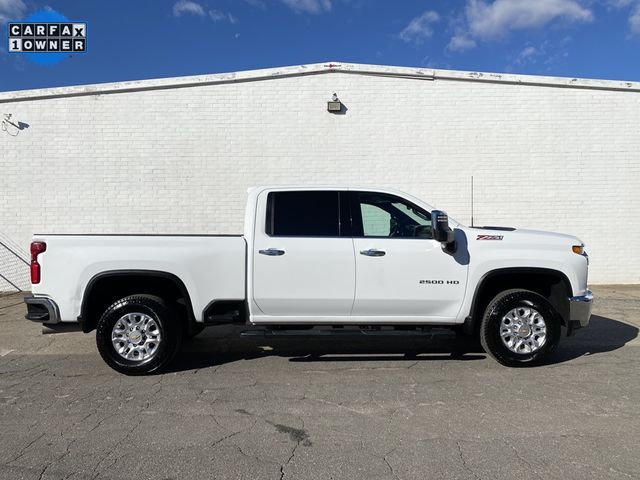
167,314,638,373
547,314,638,364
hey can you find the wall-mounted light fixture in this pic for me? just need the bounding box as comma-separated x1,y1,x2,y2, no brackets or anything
2,114,29,136
327,93,342,113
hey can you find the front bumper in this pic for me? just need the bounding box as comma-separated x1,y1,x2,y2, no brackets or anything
567,290,594,333
24,296,61,325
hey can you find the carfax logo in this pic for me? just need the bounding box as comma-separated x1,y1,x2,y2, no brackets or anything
8,22,86,52
5,8,86,65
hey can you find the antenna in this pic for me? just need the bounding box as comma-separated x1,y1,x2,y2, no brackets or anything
471,175,474,227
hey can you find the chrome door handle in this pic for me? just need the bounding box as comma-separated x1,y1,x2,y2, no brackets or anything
259,248,285,256
360,249,386,257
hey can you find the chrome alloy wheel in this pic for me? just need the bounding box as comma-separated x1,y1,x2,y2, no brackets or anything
111,312,162,362
500,306,547,354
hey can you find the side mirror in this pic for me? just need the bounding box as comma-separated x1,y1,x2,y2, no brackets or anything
431,210,455,244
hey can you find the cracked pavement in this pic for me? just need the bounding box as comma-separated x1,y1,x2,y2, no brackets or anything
0,285,639,479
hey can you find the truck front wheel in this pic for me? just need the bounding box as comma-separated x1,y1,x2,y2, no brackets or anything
96,295,183,375
479,289,560,367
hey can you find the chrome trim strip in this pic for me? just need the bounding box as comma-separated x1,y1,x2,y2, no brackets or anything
569,290,594,302
568,289,594,328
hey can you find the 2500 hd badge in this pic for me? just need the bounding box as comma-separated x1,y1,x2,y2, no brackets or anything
419,280,460,285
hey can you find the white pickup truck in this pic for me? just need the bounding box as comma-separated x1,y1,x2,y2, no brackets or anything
24,186,593,374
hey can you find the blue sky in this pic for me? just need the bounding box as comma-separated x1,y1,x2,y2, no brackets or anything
1,0,640,92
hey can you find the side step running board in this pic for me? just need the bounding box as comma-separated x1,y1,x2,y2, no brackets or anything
240,327,454,338
204,313,241,325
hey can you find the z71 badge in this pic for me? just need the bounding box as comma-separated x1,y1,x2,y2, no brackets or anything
476,235,504,240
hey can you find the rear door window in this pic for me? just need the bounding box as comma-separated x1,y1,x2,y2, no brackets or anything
266,191,341,237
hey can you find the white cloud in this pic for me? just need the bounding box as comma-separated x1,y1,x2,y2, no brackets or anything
504,40,570,72
400,10,440,44
607,0,634,8
602,0,640,36
209,9,237,23
172,2,237,23
465,0,593,39
173,0,206,17
611,0,640,35
248,0,350,15
446,0,592,53
281,0,332,14
209,9,226,21
447,35,477,51
514,45,541,64
630,3,640,33
0,0,26,23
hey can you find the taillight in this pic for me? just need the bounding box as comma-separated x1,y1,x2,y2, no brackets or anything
30,241,46,284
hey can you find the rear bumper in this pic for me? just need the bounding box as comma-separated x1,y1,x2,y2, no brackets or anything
24,296,61,324
567,290,594,333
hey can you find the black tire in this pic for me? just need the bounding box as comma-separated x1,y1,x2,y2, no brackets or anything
96,295,183,375
479,289,561,367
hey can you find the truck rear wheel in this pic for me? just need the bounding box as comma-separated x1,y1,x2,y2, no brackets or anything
96,295,183,375
479,289,560,367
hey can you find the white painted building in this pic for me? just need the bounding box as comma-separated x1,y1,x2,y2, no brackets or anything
1,61,639,289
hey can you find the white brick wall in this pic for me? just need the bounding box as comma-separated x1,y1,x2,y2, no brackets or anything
1,63,639,286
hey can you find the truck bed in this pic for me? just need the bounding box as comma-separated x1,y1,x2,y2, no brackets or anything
32,234,247,322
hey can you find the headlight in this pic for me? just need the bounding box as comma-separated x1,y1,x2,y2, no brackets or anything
573,244,589,264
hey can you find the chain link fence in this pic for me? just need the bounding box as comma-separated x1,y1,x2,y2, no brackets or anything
0,233,30,293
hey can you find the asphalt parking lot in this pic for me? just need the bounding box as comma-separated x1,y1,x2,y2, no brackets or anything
1,285,639,480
